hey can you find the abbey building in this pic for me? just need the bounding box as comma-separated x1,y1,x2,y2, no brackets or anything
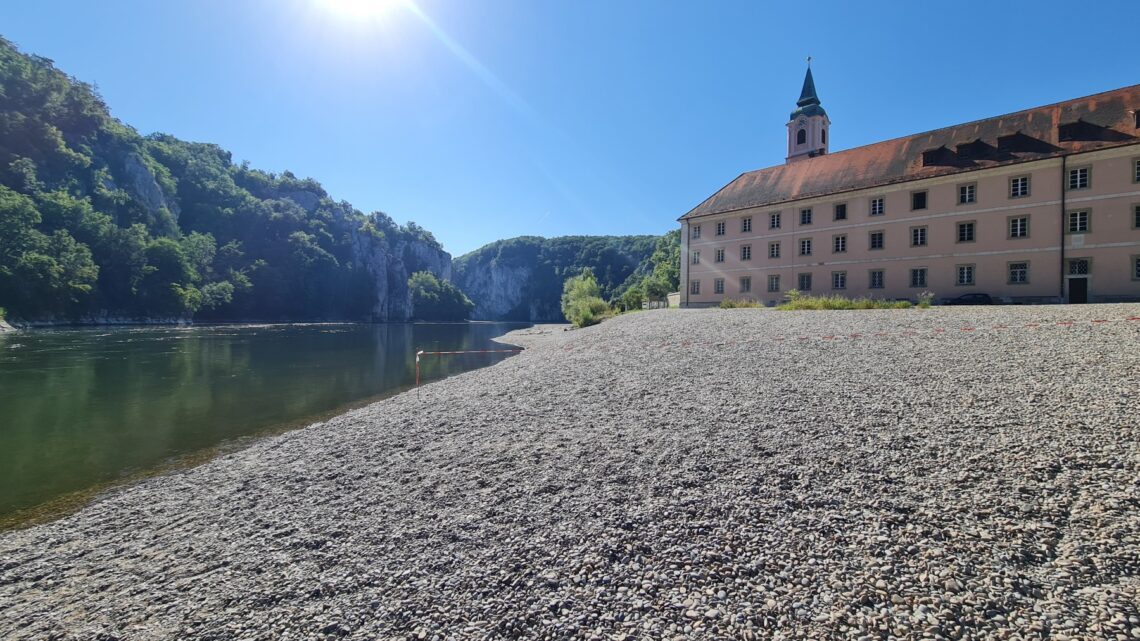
679,69,1140,305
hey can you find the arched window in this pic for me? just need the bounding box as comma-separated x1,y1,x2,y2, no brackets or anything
821,129,827,144
796,129,806,145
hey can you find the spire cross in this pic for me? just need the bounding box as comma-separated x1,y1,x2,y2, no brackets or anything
806,55,812,68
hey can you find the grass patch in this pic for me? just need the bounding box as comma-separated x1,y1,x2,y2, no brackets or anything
719,298,764,309
776,290,912,310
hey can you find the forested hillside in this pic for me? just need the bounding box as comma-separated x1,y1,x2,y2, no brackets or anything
0,37,450,323
453,235,663,321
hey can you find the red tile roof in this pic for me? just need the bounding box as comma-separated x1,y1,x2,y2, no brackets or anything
681,85,1140,220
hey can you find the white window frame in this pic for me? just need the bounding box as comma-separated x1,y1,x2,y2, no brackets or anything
957,221,976,243
869,230,884,250
1010,175,1030,198
797,273,812,291
768,242,780,259
690,280,701,295
767,275,780,292
769,213,781,229
691,251,700,265
691,224,701,239
714,278,725,294
740,244,751,261
715,221,726,236
832,271,847,290
800,208,813,225
869,197,885,216
958,183,976,204
1009,216,1029,239
1067,166,1090,191
956,264,975,286
1067,210,1090,233
799,238,812,256
715,248,725,263
741,217,752,233
833,234,847,253
910,226,927,247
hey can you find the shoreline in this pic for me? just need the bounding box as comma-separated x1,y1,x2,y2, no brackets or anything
0,323,538,532
2,306,1137,639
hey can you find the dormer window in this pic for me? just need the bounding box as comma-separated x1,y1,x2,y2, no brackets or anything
797,129,806,145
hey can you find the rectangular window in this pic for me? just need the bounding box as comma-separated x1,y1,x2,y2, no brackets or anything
800,208,813,225
740,244,751,261
741,216,752,233
799,238,812,256
767,275,780,292
1134,204,1140,229
832,271,846,290
958,183,976,204
833,234,847,253
1008,261,1029,284
957,221,975,243
869,269,884,289
1067,210,1089,233
956,264,975,286
1133,256,1140,281
1067,167,1090,190
690,280,700,295
911,190,928,211
798,273,812,291
910,226,927,247
870,197,885,216
1008,216,1029,238
716,221,726,236
834,203,847,220
769,213,781,229
909,268,927,288
1134,159,1140,183
691,225,701,239
869,231,884,250
739,276,751,293
715,248,725,263
1010,176,1030,198
1068,258,1090,275
768,242,781,259
714,278,725,294
691,251,700,265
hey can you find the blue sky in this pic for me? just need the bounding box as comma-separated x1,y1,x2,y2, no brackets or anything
1,0,1135,256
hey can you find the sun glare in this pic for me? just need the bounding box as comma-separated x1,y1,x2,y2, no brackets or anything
316,0,405,21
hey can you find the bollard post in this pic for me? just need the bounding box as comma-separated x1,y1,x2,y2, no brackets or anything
415,350,423,386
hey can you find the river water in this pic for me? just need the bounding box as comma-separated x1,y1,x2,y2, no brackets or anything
0,322,528,523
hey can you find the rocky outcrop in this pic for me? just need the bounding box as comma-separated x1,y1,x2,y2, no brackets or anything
0,319,15,332
121,152,179,223
455,262,532,321
347,227,452,322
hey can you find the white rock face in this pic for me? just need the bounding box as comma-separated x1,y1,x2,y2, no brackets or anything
121,152,179,222
348,228,452,322
456,262,532,320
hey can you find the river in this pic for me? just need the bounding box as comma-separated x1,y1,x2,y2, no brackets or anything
0,322,528,525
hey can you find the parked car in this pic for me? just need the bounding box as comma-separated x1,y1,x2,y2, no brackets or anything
943,293,994,305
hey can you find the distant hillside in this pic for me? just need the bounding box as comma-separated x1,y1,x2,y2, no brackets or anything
0,36,450,323
453,235,664,321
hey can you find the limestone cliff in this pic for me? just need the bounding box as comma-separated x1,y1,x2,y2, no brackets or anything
453,235,658,322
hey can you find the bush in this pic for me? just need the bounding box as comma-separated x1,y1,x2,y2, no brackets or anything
561,268,611,327
719,298,762,309
776,293,912,311
917,290,935,308
0,306,5,320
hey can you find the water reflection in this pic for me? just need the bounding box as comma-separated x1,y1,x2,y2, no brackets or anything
0,322,527,518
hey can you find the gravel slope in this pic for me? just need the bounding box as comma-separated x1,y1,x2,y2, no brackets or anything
2,305,1139,640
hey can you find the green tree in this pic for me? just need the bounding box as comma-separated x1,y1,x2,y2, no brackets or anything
560,268,610,328
408,271,474,321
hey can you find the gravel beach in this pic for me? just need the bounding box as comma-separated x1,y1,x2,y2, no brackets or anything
2,305,1139,640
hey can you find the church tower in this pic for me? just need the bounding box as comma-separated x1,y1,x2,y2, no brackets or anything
786,62,830,163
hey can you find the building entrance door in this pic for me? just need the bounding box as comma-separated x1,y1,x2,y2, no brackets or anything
1068,278,1088,304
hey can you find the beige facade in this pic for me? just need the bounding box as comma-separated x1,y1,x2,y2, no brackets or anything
679,80,1140,306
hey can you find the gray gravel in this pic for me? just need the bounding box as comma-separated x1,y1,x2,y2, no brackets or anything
2,304,1140,640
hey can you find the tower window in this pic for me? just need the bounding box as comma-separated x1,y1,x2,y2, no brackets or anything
797,129,806,145
821,129,827,145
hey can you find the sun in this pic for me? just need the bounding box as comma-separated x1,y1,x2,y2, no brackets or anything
315,0,406,21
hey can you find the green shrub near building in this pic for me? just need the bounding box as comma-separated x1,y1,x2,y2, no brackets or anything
561,268,610,328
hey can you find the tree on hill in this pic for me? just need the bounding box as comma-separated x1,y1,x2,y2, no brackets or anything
408,271,474,321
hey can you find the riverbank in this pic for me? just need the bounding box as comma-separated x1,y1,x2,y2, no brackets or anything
0,319,13,332
2,305,1138,639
